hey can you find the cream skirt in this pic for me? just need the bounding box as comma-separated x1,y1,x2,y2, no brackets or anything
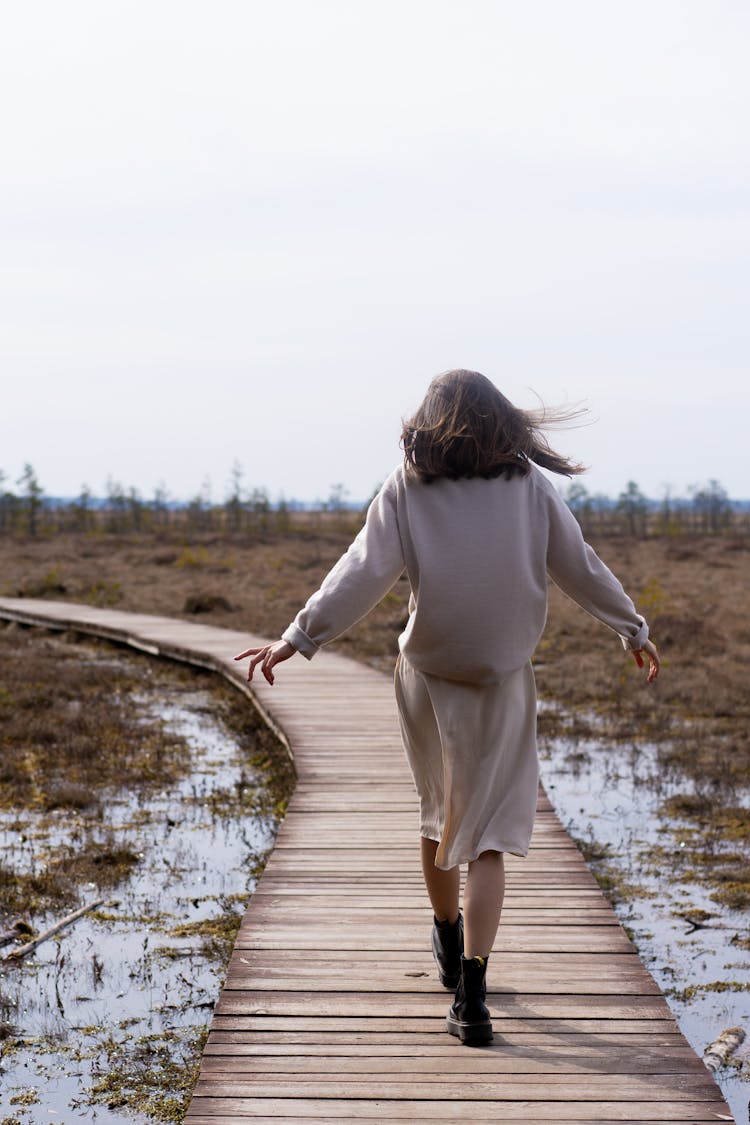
394,654,539,870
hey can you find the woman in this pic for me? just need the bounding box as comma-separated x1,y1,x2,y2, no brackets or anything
235,369,659,1046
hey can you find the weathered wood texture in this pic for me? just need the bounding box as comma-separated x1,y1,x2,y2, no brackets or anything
0,598,734,1124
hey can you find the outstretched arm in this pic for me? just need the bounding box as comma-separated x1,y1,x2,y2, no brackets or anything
543,478,660,682
279,472,405,659
234,639,296,685
233,470,405,684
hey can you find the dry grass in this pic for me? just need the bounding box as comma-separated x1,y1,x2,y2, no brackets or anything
1,525,748,840
0,625,194,810
0,622,292,921
2,526,747,757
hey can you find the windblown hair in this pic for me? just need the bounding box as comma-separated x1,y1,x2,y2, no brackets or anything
401,370,586,482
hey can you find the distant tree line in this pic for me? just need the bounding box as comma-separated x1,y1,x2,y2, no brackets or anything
564,478,741,537
0,462,356,538
0,463,745,539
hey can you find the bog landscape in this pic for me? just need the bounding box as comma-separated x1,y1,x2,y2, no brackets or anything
1,479,749,1120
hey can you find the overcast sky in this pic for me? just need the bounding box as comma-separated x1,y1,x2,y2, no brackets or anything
2,0,748,504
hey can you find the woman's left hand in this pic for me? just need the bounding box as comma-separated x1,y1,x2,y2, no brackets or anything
631,638,660,684
234,639,296,685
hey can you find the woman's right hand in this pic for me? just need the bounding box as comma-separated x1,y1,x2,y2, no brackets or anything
632,638,660,684
234,639,296,685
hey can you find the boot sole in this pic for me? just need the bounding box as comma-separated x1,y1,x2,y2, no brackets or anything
445,1014,493,1046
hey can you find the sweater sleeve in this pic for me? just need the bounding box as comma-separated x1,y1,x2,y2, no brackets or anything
281,472,406,659
544,480,649,651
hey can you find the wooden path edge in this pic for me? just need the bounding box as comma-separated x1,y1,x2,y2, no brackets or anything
0,597,737,1124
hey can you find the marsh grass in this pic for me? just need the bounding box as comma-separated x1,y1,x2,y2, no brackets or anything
77,1026,210,1123
0,624,293,1122
1,529,749,1092
1,527,747,806
0,625,193,818
0,622,292,925
3,528,747,718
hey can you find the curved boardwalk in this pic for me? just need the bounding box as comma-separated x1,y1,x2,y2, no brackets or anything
0,597,734,1124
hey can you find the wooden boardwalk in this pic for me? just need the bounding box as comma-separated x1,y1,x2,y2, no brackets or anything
0,597,735,1124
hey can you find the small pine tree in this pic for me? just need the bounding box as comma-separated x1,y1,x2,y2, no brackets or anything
72,484,93,533
616,480,649,537
565,482,592,534
17,463,44,537
690,480,732,534
225,461,244,533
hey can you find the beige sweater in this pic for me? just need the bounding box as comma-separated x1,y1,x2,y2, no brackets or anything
282,464,648,684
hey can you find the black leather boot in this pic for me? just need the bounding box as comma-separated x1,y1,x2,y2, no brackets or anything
446,954,493,1045
431,912,464,989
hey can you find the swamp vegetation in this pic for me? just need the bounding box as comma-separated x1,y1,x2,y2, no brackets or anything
0,525,749,1116
0,624,293,1122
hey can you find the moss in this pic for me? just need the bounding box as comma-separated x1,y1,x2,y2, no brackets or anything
62,844,141,887
661,794,750,841
0,844,141,919
0,629,195,817
668,980,750,1003
79,1026,210,1122
637,833,750,911
0,624,294,1122
42,782,100,812
569,835,654,905
169,907,245,958
661,792,714,819
88,909,176,927
712,884,750,911
8,1090,40,1107
0,863,74,915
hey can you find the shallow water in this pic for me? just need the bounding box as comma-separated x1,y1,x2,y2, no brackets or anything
538,714,750,1123
3,652,748,1122
0,685,281,1123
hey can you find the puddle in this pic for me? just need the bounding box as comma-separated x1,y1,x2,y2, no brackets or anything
0,676,288,1123
3,630,747,1121
538,711,750,1123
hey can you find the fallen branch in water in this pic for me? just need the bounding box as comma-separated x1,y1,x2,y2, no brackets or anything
702,1026,746,1072
3,899,107,962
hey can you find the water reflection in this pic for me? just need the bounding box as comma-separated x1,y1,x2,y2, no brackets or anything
538,708,750,1121
0,687,281,1122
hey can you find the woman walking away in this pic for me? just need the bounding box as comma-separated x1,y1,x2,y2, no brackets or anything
235,369,660,1047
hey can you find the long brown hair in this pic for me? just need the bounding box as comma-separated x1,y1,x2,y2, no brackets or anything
401,370,586,482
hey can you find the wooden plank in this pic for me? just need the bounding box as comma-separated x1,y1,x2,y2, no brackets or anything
183,1116,728,1125
207,1017,683,1036
232,929,636,953
250,891,609,904
238,907,620,926
223,974,661,996
0,598,733,1125
191,1075,719,1098
213,993,675,1019
206,1031,692,1050
197,1050,705,1074
185,1099,726,1121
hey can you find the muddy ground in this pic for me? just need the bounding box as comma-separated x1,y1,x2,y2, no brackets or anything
0,625,293,1122
3,522,749,754
3,522,749,906
1,524,749,1115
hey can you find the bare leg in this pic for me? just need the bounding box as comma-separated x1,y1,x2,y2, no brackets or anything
420,836,460,923
463,850,505,958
